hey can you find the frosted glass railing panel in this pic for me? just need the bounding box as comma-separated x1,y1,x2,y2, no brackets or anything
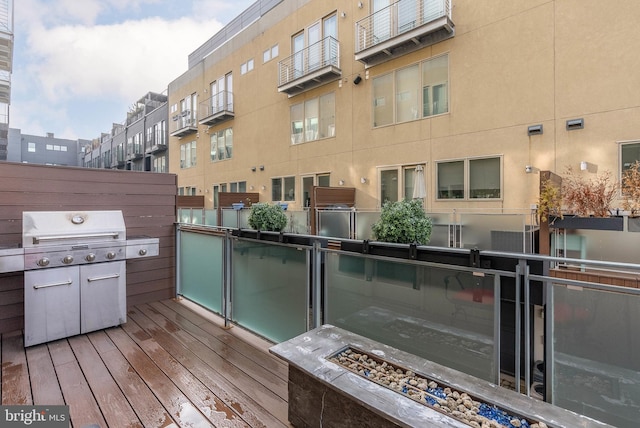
554,229,640,263
178,208,192,224
238,209,251,229
318,211,351,238
355,212,379,240
231,241,308,343
177,208,205,224
324,252,496,381
552,284,640,427
427,213,452,247
221,208,240,228
460,213,534,253
178,231,223,313
285,210,310,234
204,210,217,226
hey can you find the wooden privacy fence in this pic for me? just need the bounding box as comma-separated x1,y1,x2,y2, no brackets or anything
0,162,177,334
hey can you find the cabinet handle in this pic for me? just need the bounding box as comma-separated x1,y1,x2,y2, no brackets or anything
33,279,73,289
87,273,121,282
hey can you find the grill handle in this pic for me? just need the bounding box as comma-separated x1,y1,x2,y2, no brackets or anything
32,232,121,245
33,279,73,290
87,273,121,282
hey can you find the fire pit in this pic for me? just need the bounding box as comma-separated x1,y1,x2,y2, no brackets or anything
329,347,543,428
270,325,612,428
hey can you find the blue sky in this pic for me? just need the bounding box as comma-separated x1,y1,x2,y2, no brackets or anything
11,0,255,140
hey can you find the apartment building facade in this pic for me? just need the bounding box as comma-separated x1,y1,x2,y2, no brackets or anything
6,128,90,165
168,0,640,211
83,92,169,173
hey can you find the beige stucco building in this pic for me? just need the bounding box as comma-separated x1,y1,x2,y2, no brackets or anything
168,0,640,213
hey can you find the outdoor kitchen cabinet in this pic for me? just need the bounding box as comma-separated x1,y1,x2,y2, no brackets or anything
24,261,127,347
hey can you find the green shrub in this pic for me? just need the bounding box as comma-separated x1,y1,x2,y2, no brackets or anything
372,199,432,245
248,203,288,231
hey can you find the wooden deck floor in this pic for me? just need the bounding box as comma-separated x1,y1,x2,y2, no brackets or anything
0,299,291,428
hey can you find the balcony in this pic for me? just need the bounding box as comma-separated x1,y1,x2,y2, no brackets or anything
170,113,198,138
199,91,234,126
355,0,454,67
145,139,167,154
278,36,341,97
1,163,638,428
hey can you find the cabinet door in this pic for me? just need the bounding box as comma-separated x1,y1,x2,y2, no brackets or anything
24,267,80,347
80,261,126,334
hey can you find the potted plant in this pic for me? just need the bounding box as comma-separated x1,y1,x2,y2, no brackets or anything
248,203,288,232
538,177,563,224
550,167,623,230
621,160,640,231
371,199,433,245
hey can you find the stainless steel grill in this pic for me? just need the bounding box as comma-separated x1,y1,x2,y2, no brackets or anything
0,210,158,347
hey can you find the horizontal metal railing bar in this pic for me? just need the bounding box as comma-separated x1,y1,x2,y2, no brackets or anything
529,273,640,296
321,245,518,279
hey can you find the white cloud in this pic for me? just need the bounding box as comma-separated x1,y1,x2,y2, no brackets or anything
23,16,224,103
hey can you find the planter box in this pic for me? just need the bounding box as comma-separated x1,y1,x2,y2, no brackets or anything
550,215,624,231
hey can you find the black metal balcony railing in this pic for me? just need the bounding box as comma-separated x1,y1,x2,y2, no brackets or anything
278,36,341,96
355,0,454,66
170,112,198,138
199,91,234,126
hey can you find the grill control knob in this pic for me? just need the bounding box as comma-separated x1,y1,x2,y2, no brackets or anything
62,255,74,265
138,249,147,256
86,253,96,262
106,251,117,260
37,257,50,267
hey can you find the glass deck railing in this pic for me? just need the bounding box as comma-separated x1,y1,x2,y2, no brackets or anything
176,223,640,427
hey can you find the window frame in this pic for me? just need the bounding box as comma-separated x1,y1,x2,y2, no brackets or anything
378,164,427,206
436,156,502,201
290,92,335,144
372,53,449,127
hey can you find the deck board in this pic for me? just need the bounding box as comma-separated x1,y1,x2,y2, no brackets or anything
0,299,291,428
1,331,32,405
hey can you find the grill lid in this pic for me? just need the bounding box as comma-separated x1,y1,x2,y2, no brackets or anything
22,211,127,248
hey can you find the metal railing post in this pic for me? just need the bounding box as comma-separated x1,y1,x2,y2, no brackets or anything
515,264,521,393
223,229,233,328
311,240,323,329
175,225,182,297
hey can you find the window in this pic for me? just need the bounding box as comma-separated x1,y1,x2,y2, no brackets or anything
272,176,295,201
373,54,449,127
291,92,335,143
263,44,279,63
154,120,166,146
301,174,331,207
180,141,197,169
291,14,337,77
229,181,247,192
379,164,426,204
178,93,197,127
241,58,254,75
437,157,501,200
28,142,36,152
210,127,233,161
153,155,167,173
621,141,640,172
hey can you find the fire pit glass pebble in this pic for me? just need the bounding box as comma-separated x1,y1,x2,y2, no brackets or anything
328,347,547,428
